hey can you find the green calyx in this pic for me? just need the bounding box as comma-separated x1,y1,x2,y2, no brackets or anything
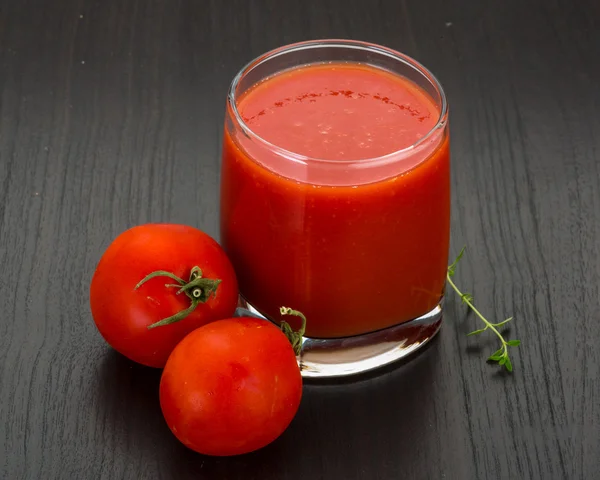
135,266,221,330
279,307,307,356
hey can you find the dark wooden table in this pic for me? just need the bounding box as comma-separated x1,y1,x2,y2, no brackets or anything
1,1,598,479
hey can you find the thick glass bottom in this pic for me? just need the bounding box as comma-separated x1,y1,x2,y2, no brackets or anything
235,298,443,379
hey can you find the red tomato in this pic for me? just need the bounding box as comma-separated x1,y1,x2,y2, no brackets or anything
90,224,238,367
160,317,302,456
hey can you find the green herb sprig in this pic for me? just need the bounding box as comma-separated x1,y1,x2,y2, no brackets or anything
446,247,520,372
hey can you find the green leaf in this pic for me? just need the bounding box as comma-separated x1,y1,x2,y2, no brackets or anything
506,339,521,347
467,327,487,336
488,346,505,361
498,356,507,365
492,317,513,327
491,348,504,358
461,293,474,304
447,246,466,277
504,357,513,372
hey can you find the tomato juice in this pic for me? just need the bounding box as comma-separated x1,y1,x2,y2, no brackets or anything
221,53,450,339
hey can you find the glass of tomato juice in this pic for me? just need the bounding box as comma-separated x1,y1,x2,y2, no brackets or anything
220,40,450,378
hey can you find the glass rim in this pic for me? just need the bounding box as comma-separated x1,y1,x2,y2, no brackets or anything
227,39,448,166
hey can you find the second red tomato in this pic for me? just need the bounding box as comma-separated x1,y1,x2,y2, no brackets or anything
160,317,302,456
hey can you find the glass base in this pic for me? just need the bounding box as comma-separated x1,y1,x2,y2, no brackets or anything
234,299,443,379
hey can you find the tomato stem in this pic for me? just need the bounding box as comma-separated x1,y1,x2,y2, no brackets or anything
279,307,307,356
135,266,221,329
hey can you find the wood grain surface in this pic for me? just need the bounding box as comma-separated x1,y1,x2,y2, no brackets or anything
1,0,598,479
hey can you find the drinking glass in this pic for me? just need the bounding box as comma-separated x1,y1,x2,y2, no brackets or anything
220,40,450,378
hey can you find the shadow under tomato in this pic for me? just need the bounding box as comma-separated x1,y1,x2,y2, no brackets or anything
163,337,442,480
92,349,172,459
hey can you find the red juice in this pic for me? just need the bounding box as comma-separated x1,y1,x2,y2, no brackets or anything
220,62,450,338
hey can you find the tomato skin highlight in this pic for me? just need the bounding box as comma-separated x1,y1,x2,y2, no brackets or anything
90,224,239,368
159,317,302,456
